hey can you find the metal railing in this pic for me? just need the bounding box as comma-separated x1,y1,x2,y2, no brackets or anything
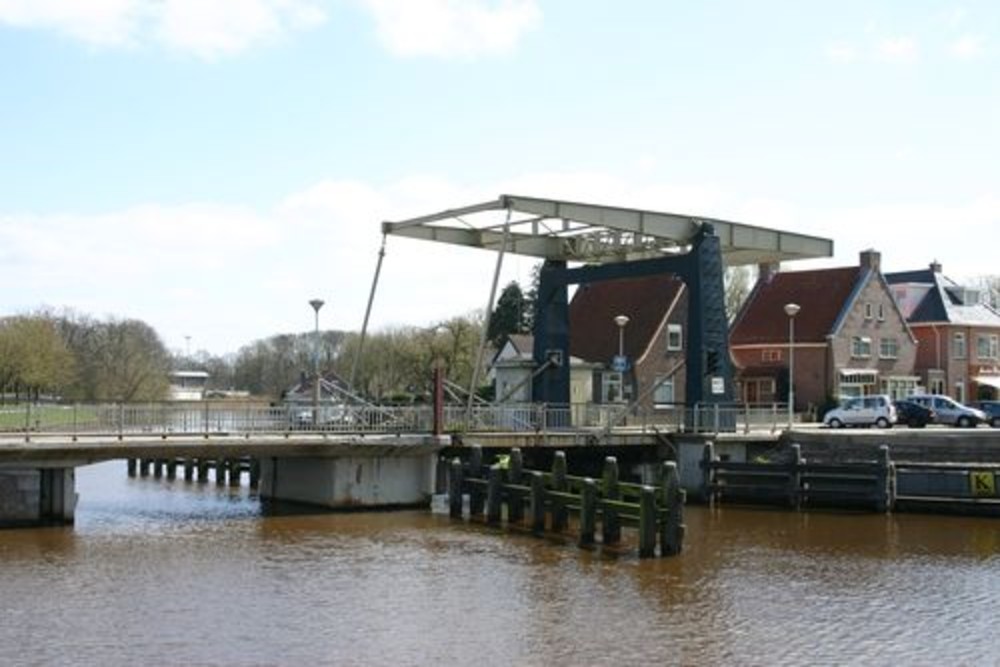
0,401,794,440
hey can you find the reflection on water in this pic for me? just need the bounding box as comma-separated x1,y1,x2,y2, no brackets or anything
1,461,999,665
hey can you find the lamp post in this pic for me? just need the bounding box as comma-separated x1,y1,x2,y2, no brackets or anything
614,315,630,403
784,303,801,429
309,299,325,426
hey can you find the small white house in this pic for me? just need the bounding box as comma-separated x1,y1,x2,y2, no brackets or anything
492,334,598,406
169,370,209,401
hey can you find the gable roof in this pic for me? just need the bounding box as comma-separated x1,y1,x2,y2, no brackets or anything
730,266,862,345
569,274,684,364
885,268,1000,327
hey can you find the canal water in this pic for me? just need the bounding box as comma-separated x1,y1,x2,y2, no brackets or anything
1,462,999,666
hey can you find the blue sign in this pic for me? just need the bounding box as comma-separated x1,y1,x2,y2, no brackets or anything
611,355,628,372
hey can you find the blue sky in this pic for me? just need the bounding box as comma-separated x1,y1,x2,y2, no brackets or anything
1,1,997,355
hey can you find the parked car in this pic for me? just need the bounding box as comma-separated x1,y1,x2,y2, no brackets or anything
823,394,897,428
974,401,1000,428
893,400,935,428
906,395,987,428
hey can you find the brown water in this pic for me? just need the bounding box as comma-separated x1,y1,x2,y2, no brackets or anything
1,462,999,666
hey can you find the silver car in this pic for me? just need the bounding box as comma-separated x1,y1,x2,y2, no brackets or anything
823,394,897,429
906,395,986,428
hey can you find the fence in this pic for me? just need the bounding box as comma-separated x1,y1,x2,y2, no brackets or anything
448,445,685,558
0,400,792,440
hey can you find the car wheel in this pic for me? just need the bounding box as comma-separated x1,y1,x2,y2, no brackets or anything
957,416,972,428
992,417,1000,428
875,417,891,429
828,418,843,429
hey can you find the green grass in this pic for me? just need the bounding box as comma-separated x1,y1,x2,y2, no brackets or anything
0,405,99,431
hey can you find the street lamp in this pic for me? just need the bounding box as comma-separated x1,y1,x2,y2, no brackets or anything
614,314,630,357
784,302,801,429
309,299,325,425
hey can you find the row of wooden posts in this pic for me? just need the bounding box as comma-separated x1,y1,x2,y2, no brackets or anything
701,443,894,512
449,446,685,558
127,457,260,489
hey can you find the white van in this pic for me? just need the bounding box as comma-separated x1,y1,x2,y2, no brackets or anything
823,394,897,429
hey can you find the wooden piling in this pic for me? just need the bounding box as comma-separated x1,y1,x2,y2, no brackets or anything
876,445,893,513
638,486,657,558
530,471,546,534
660,461,685,557
215,459,226,486
507,448,524,523
579,477,597,547
551,451,568,532
789,444,802,510
249,458,260,489
468,446,485,516
127,459,137,477
196,459,210,483
602,457,621,545
701,442,715,506
449,458,464,519
229,459,241,487
139,459,151,477
153,459,164,479
486,464,503,524
166,459,177,481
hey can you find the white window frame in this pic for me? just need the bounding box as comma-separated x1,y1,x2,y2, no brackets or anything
864,303,873,320
976,334,999,360
953,332,967,360
851,336,872,358
761,349,782,362
877,303,886,321
666,323,683,352
602,372,624,403
879,337,898,360
653,376,675,406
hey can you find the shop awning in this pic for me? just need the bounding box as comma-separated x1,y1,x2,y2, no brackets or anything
839,368,878,382
974,375,1000,390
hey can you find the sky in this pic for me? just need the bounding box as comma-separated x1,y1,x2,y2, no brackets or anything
0,0,997,356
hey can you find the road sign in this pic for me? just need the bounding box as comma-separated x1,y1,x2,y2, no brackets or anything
711,377,725,395
611,355,628,373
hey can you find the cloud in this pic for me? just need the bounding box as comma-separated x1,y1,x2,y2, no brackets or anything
950,35,985,60
2,174,996,354
0,0,327,59
825,41,858,63
359,0,541,58
876,36,918,63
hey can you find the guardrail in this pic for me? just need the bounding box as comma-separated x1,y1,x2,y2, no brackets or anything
0,400,793,440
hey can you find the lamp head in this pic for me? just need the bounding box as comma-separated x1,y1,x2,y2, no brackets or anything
309,299,325,313
614,314,630,328
783,303,801,318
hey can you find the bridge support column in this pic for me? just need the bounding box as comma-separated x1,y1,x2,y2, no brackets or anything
0,467,77,528
258,444,441,509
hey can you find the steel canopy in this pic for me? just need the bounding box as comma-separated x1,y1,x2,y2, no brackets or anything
382,194,833,266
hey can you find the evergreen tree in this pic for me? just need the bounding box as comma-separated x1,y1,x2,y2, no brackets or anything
488,281,528,348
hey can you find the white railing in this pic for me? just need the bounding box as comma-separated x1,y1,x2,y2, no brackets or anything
0,401,794,439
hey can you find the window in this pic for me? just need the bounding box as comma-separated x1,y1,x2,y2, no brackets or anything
666,324,683,352
953,332,967,359
761,349,782,363
879,337,898,359
851,336,872,358
977,334,999,360
602,372,623,403
864,303,873,319
653,376,675,405
877,304,886,321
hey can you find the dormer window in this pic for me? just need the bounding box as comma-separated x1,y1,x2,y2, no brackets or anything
666,323,683,352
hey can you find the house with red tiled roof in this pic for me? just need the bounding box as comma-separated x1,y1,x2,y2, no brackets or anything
730,250,918,414
886,262,1000,402
568,273,689,411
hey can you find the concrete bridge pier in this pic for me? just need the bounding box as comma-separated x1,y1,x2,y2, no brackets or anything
258,439,444,509
0,466,77,527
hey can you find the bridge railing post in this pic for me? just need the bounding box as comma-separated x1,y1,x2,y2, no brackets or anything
23,401,31,443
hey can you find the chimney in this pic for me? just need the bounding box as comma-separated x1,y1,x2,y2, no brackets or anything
757,262,780,283
930,260,942,273
859,249,881,271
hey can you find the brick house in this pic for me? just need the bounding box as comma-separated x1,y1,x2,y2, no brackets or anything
729,250,918,412
885,262,1000,402
567,273,689,412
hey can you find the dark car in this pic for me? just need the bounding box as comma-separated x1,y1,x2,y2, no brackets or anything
975,401,1000,427
893,400,935,428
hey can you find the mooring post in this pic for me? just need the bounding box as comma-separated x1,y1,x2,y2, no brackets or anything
701,442,715,506
530,471,546,535
639,486,657,558
249,458,261,489
197,459,209,483
468,445,483,478
602,456,621,545
153,459,164,479
551,451,568,532
508,448,524,523
876,445,892,513
579,478,597,547
127,459,137,477
166,459,177,480
215,459,227,486
449,458,464,519
229,459,241,487
789,444,802,510
660,461,685,556
139,459,152,477
183,459,194,482
486,464,503,524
